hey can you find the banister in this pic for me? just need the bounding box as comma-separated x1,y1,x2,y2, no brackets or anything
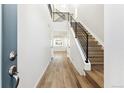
69,15,89,63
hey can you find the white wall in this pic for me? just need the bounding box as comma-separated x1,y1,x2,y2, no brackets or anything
67,4,78,18
68,4,104,46
0,4,2,88
18,5,51,88
77,4,104,45
104,5,124,88
54,4,69,12
52,21,68,31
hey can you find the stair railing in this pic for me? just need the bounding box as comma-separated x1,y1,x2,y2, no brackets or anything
54,9,66,19
53,8,69,21
48,4,53,17
70,16,77,38
70,15,89,63
78,22,89,63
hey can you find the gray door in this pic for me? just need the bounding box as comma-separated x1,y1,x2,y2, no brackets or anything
2,4,19,88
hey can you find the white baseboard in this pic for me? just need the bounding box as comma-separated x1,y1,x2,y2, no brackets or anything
34,61,50,88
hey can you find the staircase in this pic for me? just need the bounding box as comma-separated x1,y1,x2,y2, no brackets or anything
74,22,104,88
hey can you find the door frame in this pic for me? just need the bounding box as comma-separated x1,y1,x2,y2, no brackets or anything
0,4,2,88
1,4,17,88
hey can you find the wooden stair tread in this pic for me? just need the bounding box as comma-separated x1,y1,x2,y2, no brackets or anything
89,55,104,58
77,33,93,37
89,58,104,60
91,61,104,65
86,69,104,87
89,58,104,64
89,57,104,60
92,64,104,73
89,58,104,63
89,49,103,51
78,39,98,45
89,53,104,55
89,55,103,58
89,47,103,49
89,51,103,53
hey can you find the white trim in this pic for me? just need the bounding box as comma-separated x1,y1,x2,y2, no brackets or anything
0,4,2,88
70,26,91,72
79,21,104,47
72,29,91,71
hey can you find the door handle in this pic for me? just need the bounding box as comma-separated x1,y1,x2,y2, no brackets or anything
9,65,19,88
9,50,17,61
13,74,19,88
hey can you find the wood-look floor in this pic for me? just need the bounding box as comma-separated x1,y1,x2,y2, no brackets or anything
37,51,78,88
36,51,94,88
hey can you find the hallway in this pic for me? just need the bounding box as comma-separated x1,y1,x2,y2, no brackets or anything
37,51,95,88
37,51,79,88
